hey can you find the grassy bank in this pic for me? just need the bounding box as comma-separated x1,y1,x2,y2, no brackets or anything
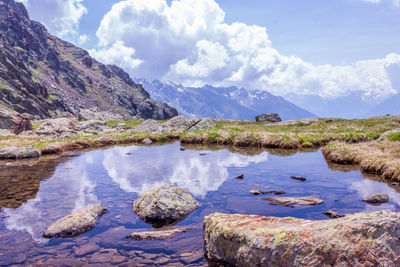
322,140,400,182
1,116,400,152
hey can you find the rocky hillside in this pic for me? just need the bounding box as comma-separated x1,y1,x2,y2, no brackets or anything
137,79,316,121
0,0,177,120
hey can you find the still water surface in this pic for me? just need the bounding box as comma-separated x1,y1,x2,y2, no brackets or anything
1,142,400,266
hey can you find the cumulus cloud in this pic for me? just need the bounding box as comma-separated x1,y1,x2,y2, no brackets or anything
16,0,87,44
89,0,400,100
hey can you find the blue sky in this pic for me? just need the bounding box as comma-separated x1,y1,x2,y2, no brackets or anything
19,0,400,101
76,0,400,65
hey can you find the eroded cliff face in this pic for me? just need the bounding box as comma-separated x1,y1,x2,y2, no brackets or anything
0,0,177,120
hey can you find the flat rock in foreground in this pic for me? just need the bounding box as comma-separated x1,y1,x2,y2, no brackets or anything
43,204,107,238
262,196,323,207
203,211,400,266
132,184,200,228
0,146,41,160
127,226,197,240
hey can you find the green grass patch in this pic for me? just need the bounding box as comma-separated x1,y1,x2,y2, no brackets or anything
387,132,400,141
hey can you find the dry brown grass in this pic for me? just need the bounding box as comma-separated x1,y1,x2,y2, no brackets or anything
323,141,400,181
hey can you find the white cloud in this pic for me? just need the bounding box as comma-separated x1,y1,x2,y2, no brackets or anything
360,0,400,7
90,0,400,101
89,41,143,73
16,0,87,44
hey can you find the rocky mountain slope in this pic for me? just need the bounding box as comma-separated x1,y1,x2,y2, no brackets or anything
137,79,316,121
0,0,177,120
364,93,400,117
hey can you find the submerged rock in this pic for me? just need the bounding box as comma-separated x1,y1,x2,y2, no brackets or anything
323,210,345,219
290,176,306,181
43,204,107,238
204,211,400,266
127,226,197,240
250,190,285,195
262,196,323,207
363,193,389,205
132,184,200,228
255,113,282,123
234,174,244,179
0,146,41,160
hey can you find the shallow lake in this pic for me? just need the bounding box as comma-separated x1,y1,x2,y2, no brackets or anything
1,142,400,266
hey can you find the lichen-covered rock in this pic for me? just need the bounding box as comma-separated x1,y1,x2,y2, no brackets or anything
161,115,200,132
43,204,107,238
203,211,400,266
127,226,196,240
363,193,389,204
255,113,282,123
323,210,345,219
142,138,153,145
35,118,76,137
0,146,41,159
262,196,323,207
132,184,200,228
0,108,20,130
135,119,162,132
189,117,216,131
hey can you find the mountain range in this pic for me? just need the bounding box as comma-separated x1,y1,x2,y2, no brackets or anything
137,79,316,121
0,0,177,120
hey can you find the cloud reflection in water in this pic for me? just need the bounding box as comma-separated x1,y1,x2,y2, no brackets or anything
103,145,269,198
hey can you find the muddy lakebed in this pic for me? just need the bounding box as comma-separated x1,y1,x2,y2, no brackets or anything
1,142,400,266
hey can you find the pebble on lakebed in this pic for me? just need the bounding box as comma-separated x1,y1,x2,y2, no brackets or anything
43,204,107,238
290,176,306,181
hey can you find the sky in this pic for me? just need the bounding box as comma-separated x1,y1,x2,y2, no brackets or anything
16,0,400,102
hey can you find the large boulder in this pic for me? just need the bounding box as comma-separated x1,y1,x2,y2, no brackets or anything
43,204,107,238
0,146,41,160
78,108,125,121
161,115,200,132
132,184,200,228
35,118,76,137
255,113,282,123
204,211,400,266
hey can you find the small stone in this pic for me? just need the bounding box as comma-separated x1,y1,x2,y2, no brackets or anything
250,190,261,195
180,148,186,151
323,210,345,219
127,227,197,240
265,190,286,195
199,153,207,156
363,193,389,205
234,174,244,179
290,176,306,182
142,138,153,145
